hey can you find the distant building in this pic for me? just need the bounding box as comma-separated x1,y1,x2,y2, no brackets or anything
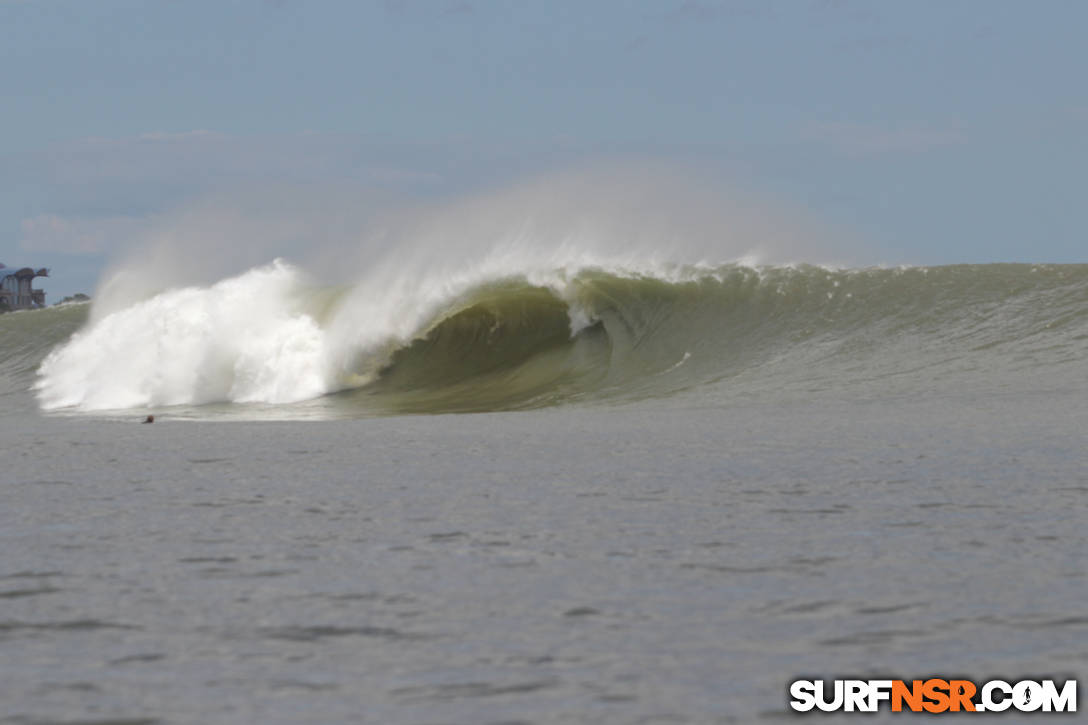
0,266,48,311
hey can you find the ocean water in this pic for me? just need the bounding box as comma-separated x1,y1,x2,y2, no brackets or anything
1,260,1086,723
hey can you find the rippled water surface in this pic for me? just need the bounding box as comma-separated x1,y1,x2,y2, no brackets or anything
2,391,1085,723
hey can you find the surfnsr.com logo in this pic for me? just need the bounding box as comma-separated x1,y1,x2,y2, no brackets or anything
789,679,1077,713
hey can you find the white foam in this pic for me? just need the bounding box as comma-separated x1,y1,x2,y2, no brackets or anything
35,260,328,410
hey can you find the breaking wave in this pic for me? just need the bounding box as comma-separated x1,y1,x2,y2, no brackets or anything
9,258,1088,418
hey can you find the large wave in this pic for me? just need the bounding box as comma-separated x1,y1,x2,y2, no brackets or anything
17,258,1088,417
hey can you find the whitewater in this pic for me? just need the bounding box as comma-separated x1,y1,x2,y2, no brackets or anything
2,229,1086,722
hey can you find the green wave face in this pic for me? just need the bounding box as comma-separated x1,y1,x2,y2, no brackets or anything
344,263,1088,415
12,263,1088,418
355,282,612,413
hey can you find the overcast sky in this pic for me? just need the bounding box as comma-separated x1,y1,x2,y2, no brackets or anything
3,0,1087,299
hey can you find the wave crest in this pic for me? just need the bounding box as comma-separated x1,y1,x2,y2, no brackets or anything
23,259,1088,416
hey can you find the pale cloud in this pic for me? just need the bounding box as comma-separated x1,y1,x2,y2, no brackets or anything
668,1,766,22
381,0,476,21
49,130,443,186
832,33,911,53
138,130,222,142
809,0,877,23
444,2,473,16
806,121,966,156
20,214,151,255
670,1,719,21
